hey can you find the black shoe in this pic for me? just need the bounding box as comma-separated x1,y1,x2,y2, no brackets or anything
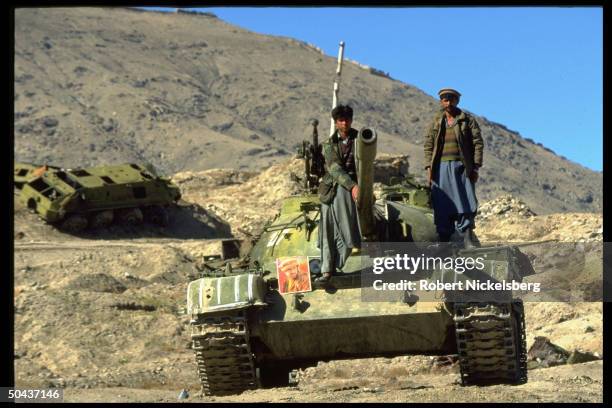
315,273,332,283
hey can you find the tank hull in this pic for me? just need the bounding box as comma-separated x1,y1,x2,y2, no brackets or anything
253,291,455,360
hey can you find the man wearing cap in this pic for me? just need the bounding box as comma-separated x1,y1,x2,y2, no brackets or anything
316,104,361,283
424,88,484,248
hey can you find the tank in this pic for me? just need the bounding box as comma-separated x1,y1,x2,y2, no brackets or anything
14,162,181,231
185,125,532,396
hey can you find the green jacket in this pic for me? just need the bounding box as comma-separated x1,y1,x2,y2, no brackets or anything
423,109,484,175
319,128,358,199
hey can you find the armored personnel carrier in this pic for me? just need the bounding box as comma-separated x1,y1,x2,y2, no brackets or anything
14,162,181,231
185,124,532,396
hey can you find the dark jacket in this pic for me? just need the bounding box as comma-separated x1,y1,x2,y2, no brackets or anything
318,128,358,203
424,109,484,175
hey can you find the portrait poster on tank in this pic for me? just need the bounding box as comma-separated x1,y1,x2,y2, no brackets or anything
276,256,312,294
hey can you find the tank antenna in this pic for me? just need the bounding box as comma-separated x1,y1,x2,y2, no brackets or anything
330,41,345,137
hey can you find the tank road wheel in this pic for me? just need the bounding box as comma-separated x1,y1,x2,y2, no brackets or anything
453,301,527,386
89,210,114,229
117,208,144,226
143,206,169,226
60,214,88,232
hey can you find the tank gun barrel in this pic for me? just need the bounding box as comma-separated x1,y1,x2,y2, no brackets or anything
355,127,377,238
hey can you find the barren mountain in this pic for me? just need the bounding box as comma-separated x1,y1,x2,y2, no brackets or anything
14,7,601,214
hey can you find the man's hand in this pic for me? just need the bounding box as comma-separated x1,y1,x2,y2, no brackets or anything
351,185,359,202
469,169,479,183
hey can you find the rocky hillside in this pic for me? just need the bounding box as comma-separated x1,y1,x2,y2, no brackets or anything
14,7,601,214
476,194,602,243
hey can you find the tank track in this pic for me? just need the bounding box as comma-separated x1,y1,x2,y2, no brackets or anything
453,301,527,386
191,312,258,396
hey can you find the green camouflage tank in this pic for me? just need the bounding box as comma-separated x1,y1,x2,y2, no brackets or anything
14,162,181,231
185,124,533,396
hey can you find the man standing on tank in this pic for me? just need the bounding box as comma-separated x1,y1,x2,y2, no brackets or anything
424,88,484,248
316,105,361,283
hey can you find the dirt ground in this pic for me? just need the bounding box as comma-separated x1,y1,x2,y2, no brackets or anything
61,361,602,403
12,162,603,403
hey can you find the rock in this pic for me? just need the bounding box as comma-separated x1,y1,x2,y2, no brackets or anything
527,336,569,367
432,354,458,367
102,119,117,132
373,155,410,184
579,193,593,204
477,194,536,220
567,350,600,365
178,389,189,400
132,79,149,88
17,124,33,134
73,66,88,75
15,73,33,83
43,117,58,128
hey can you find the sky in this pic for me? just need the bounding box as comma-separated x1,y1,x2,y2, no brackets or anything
146,7,602,171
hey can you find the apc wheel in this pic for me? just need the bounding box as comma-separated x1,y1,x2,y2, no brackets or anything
144,206,169,226
60,214,88,232
90,210,114,228
117,208,144,225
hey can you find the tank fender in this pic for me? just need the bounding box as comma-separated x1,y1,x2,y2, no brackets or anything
187,273,267,315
